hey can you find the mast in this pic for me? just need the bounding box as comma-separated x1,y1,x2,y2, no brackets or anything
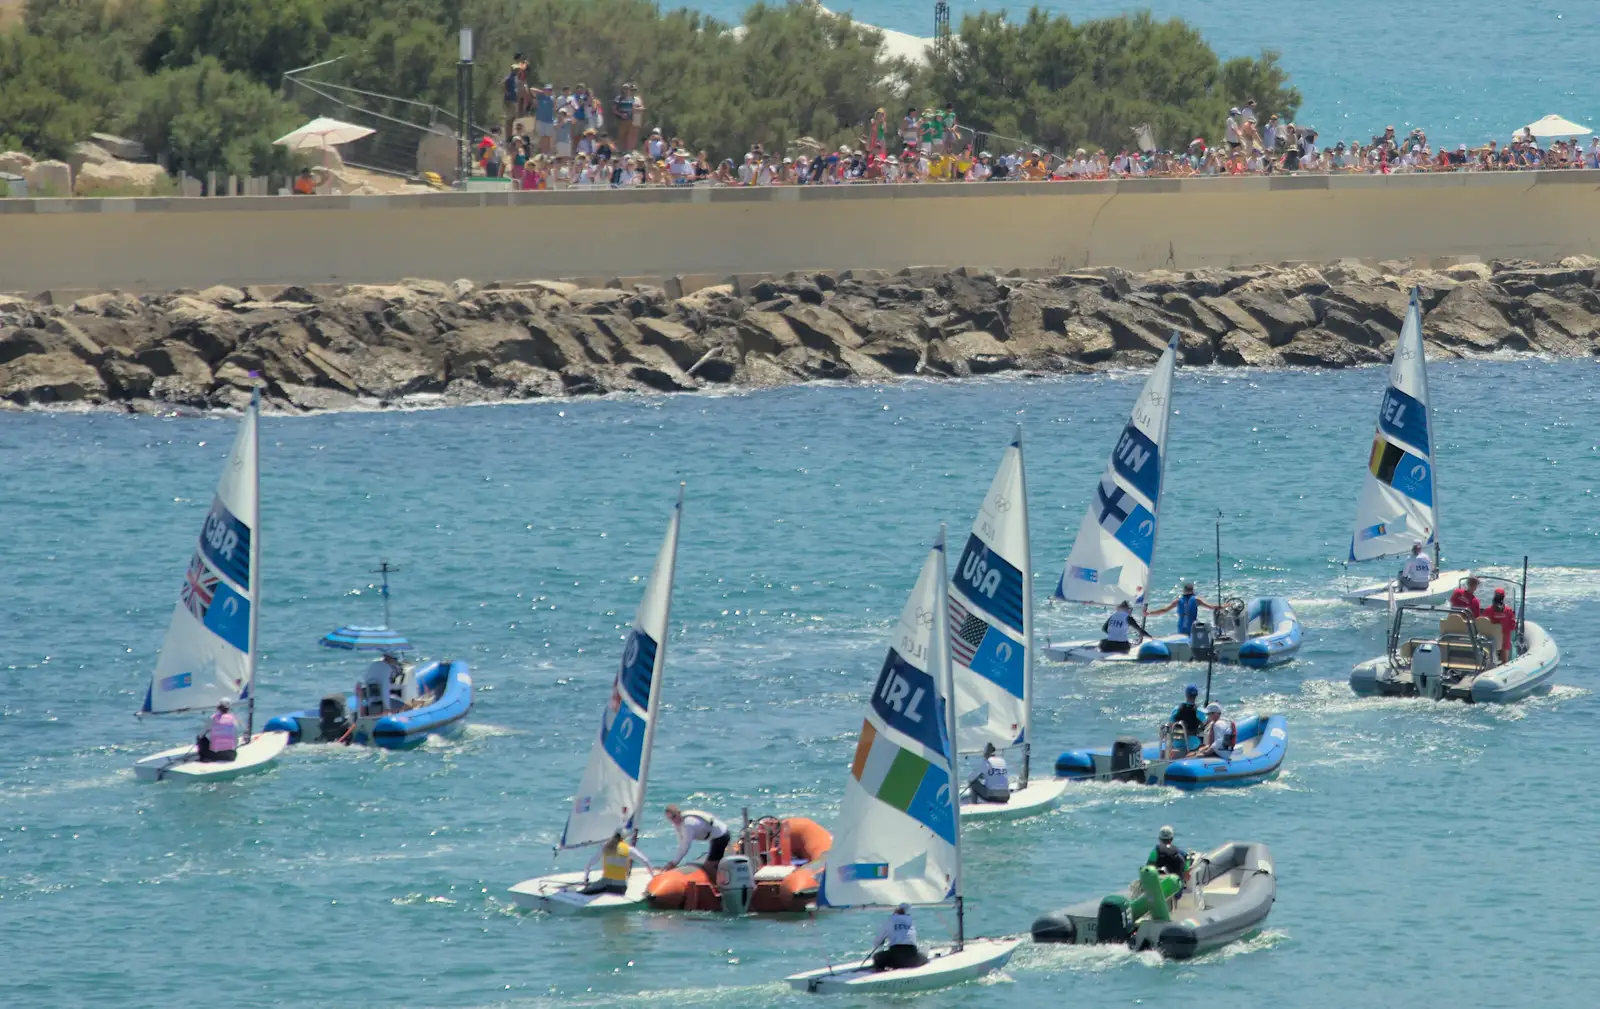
1411,288,1444,571
1139,333,1179,635
374,560,398,629
244,385,262,741
1015,424,1033,788
630,482,682,845
933,523,964,950
1206,512,1221,706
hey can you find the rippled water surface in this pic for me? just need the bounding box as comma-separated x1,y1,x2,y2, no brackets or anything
2,359,1596,1008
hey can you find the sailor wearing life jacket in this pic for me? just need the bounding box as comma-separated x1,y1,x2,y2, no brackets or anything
967,742,1010,803
1149,581,1217,636
197,699,239,762
1194,702,1236,760
872,902,928,971
1099,601,1148,654
1167,684,1203,755
661,804,730,871
581,829,654,895
1398,542,1434,591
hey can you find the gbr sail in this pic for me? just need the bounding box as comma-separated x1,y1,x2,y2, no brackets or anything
820,528,959,910
142,388,260,716
1350,290,1438,562
950,427,1031,756
561,486,682,849
1055,334,1178,608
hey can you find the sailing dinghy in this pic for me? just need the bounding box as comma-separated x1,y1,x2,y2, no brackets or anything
953,427,1067,820
507,486,681,914
784,527,1020,994
1342,289,1469,606
133,387,288,782
1043,334,1177,663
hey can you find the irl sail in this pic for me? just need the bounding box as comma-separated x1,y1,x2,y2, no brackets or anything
1055,334,1178,607
142,388,260,715
1350,290,1437,562
561,486,682,849
951,427,1031,755
820,529,958,910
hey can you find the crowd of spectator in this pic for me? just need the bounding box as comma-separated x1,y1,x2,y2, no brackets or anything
479,61,1599,188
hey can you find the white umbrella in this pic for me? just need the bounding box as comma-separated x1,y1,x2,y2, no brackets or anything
273,116,377,150
1518,114,1592,139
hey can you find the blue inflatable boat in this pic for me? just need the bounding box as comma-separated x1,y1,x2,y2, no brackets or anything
266,660,473,750
1053,713,1288,791
1137,598,1302,668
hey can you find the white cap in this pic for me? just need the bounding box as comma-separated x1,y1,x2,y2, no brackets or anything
1206,702,1223,714
1158,825,1175,840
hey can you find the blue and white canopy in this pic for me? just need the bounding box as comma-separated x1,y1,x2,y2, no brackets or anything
1350,290,1439,562
560,486,682,850
320,626,415,652
951,427,1032,756
1055,334,1178,608
820,527,960,911
143,389,261,715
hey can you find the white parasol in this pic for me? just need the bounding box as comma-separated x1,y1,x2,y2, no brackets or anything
274,117,377,150
1517,114,1592,139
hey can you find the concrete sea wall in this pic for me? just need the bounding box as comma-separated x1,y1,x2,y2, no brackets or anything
2,171,1597,294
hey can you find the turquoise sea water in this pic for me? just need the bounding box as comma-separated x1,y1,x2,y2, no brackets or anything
3,359,1597,1008
695,0,1590,148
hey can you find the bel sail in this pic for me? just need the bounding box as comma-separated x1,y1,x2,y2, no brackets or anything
820,529,958,910
1349,290,1438,562
951,428,1031,756
561,487,682,849
143,390,259,715
1055,334,1178,608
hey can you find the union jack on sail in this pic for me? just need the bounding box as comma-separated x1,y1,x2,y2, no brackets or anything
180,553,217,620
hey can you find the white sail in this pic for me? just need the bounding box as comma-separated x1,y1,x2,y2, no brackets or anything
1350,290,1439,562
820,528,958,910
1055,334,1178,607
143,388,260,716
951,427,1031,756
560,486,682,850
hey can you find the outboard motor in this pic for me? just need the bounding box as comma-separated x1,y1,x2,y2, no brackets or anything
317,695,351,742
1189,620,1214,662
1412,642,1445,700
716,855,754,915
1109,737,1146,783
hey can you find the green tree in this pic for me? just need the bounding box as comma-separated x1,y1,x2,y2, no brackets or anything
143,0,330,81
123,57,302,176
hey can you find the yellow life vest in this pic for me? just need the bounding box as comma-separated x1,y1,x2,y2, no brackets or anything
602,841,632,882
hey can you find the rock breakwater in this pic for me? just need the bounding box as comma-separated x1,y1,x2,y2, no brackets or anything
2,259,1597,412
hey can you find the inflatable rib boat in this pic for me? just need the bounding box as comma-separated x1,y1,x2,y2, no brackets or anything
1054,713,1287,790
1032,841,1275,958
644,816,831,913
265,660,472,749
1136,598,1302,668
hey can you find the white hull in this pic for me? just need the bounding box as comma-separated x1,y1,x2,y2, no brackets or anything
1342,569,1471,607
1351,619,1559,704
133,730,287,782
960,777,1069,821
1041,638,1138,663
786,937,1020,994
506,866,653,914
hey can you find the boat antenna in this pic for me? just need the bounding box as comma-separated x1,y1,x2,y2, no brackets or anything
372,560,399,629
1518,555,1529,651
1205,511,1221,707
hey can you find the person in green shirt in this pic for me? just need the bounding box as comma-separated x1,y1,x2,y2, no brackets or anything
921,109,942,153
941,103,959,154
1148,824,1191,892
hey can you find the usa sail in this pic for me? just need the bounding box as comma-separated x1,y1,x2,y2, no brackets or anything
1350,290,1438,562
1055,334,1178,608
560,485,682,849
820,528,959,910
951,427,1030,757
142,387,260,717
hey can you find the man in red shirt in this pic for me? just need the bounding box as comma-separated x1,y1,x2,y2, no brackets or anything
1482,588,1518,661
1448,576,1482,619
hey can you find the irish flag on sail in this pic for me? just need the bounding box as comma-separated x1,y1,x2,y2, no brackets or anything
1055,334,1178,607
950,427,1031,756
142,388,260,716
1350,290,1437,562
561,486,681,849
820,529,958,909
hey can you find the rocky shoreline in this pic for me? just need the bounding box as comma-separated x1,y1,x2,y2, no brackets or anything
2,259,1597,413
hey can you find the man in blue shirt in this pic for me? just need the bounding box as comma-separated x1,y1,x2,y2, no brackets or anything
1149,581,1217,636
532,82,556,157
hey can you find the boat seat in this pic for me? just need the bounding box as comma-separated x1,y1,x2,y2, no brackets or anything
1439,614,1470,639
1472,618,1501,665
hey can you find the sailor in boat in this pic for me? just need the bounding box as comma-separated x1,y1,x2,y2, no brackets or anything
1193,703,1235,760
1449,577,1482,618
359,652,413,716
661,804,730,873
1398,542,1434,592
1100,601,1148,654
966,742,1010,804
1483,588,1517,660
872,902,928,971
1148,825,1190,890
1148,581,1217,637
1165,684,1203,757
580,829,654,895
196,699,239,763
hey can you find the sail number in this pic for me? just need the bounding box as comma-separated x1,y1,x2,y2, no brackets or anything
960,550,1002,599
878,668,926,723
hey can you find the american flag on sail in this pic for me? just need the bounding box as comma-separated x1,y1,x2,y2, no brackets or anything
948,596,989,667
180,553,218,620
